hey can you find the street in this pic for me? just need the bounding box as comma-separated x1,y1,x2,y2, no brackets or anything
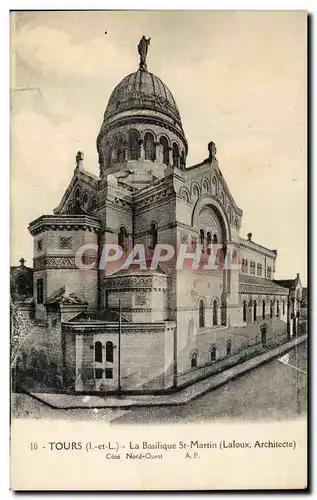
11,342,307,424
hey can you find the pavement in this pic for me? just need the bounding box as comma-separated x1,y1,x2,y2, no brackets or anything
26,334,307,409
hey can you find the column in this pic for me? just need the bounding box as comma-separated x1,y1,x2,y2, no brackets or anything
155,141,162,162
123,141,129,162
139,139,145,160
168,146,173,166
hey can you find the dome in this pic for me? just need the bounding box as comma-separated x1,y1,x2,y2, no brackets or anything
104,70,182,126
97,37,188,176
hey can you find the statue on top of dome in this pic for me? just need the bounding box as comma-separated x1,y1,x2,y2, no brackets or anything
138,36,151,71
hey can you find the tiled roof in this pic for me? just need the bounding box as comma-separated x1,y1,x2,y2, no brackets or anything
46,286,87,305
68,310,130,323
239,274,289,293
273,279,295,289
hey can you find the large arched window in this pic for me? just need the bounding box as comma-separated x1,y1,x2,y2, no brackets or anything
262,299,266,319
213,299,218,326
149,222,158,249
118,226,128,252
106,341,114,363
172,143,180,168
199,300,205,328
243,300,247,322
128,130,140,160
144,132,156,161
160,137,169,165
210,346,217,362
191,352,197,368
95,341,102,363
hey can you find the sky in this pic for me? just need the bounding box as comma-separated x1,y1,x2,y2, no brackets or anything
10,10,307,283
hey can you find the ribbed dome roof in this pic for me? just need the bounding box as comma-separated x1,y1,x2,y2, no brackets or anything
104,70,182,125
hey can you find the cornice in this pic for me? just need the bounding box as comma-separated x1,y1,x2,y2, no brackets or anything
239,240,277,258
28,215,101,236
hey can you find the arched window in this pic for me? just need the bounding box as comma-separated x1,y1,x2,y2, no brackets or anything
210,346,217,362
181,189,189,202
118,226,128,252
67,201,73,213
212,299,218,326
90,198,97,211
128,130,140,160
150,223,158,249
105,147,112,168
227,339,232,356
202,179,209,193
270,301,273,319
191,352,197,368
106,341,114,363
262,299,266,319
212,176,217,195
111,145,118,164
199,300,205,328
192,185,200,198
172,143,180,167
227,206,232,222
74,187,81,205
207,232,212,255
95,341,102,363
243,300,247,322
245,259,248,273
144,132,156,161
116,136,125,163
212,233,218,244
160,137,169,165
199,229,205,248
253,300,257,321
180,151,186,169
82,193,88,207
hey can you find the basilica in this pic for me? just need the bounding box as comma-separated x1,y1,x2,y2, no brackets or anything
14,38,303,395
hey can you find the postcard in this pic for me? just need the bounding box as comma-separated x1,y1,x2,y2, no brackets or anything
10,10,307,490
